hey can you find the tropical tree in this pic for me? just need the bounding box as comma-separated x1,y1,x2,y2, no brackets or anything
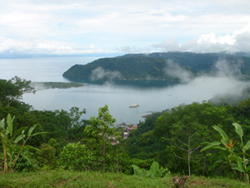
166,122,205,176
153,102,235,175
0,76,35,106
84,105,116,172
31,107,87,144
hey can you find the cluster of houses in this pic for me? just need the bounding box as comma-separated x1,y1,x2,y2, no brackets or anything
110,122,138,145
118,122,138,139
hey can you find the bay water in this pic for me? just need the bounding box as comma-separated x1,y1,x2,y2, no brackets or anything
0,56,244,124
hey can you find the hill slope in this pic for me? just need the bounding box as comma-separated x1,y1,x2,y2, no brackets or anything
63,52,250,84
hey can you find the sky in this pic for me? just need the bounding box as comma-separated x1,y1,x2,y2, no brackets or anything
0,0,250,56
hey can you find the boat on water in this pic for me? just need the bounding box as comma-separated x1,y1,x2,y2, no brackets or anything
129,104,139,108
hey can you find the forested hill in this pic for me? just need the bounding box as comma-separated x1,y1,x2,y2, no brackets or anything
63,52,250,83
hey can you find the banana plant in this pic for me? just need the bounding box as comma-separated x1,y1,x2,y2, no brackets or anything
0,114,49,173
132,161,170,178
201,123,250,183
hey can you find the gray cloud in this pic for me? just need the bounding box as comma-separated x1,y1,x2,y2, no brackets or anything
164,60,193,83
233,32,250,52
90,67,122,81
214,59,243,77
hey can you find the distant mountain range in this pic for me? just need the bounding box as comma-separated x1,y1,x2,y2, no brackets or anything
63,52,250,85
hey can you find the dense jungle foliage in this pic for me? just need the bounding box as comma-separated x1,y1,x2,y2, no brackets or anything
1,76,250,186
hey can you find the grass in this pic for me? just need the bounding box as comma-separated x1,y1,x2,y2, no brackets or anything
0,170,249,188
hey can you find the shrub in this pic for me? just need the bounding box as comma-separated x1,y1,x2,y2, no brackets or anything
36,143,57,169
59,142,93,171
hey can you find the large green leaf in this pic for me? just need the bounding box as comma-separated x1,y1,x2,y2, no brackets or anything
150,161,159,174
245,165,250,172
200,141,221,152
0,132,7,145
31,132,50,137
211,146,228,151
239,152,250,158
132,165,142,176
158,167,168,177
6,114,14,137
243,140,250,152
13,127,27,139
235,154,243,170
0,118,5,130
24,145,40,152
213,125,229,142
200,142,210,145
28,124,38,137
232,123,243,144
144,169,150,178
150,161,160,178
232,167,245,173
14,134,25,144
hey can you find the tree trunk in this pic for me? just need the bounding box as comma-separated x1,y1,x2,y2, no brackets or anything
3,144,8,173
116,146,119,173
103,138,106,173
188,136,191,176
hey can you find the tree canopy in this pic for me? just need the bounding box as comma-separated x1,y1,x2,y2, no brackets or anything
0,76,35,106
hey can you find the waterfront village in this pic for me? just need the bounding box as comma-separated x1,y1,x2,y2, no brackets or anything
110,122,138,145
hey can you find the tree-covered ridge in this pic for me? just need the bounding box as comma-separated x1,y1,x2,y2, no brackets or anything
63,52,250,83
63,56,176,81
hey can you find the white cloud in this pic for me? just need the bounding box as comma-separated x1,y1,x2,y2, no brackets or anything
0,0,250,55
153,23,250,53
0,36,114,55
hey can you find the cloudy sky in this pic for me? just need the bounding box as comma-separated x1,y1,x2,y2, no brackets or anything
0,0,250,56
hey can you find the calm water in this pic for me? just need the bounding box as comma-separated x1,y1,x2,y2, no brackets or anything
0,57,246,124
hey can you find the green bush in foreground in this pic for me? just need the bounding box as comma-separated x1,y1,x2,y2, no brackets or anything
0,170,249,188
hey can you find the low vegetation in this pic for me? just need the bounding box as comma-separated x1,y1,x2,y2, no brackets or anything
0,170,249,188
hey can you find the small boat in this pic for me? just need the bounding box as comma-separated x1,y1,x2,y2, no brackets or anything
129,104,139,108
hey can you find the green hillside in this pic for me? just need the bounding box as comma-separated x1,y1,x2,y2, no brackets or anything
63,56,175,80
63,52,250,84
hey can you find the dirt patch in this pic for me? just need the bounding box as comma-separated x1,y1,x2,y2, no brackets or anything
107,181,116,188
57,179,69,187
